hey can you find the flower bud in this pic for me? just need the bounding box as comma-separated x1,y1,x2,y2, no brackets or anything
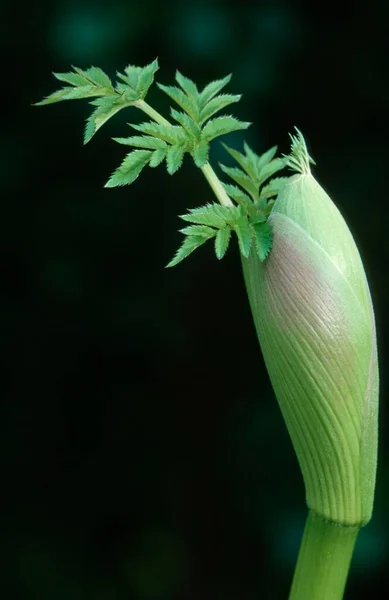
242,135,378,526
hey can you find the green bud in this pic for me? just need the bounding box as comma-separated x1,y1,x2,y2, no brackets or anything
242,133,378,526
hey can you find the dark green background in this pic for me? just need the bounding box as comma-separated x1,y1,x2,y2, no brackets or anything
2,0,388,597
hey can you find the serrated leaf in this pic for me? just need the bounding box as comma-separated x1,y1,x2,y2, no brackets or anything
105,150,152,187
123,64,142,88
219,163,258,200
256,145,278,172
53,70,89,87
131,121,188,144
199,94,241,124
252,222,272,261
166,144,187,174
192,140,209,167
201,116,251,141
83,66,113,89
199,74,232,107
149,148,167,167
84,98,132,144
234,216,253,258
222,143,257,182
113,135,167,150
171,109,201,139
137,58,159,96
222,183,253,211
249,211,267,225
257,158,285,187
175,71,199,100
157,83,199,121
215,227,231,259
179,225,217,238
166,235,208,268
35,85,103,105
114,83,139,101
180,204,228,228
259,176,289,200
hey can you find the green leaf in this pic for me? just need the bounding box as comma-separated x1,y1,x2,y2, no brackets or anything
222,143,257,182
114,83,139,100
35,85,102,105
201,116,251,141
149,148,167,167
180,203,238,228
259,176,289,199
199,74,232,107
83,66,113,89
175,71,199,100
219,163,258,199
84,97,132,144
199,94,241,124
215,227,231,259
222,183,253,211
257,158,285,188
171,109,201,139
113,135,167,150
283,128,316,174
256,145,278,172
252,221,272,261
192,140,209,167
179,225,216,238
131,121,187,144
123,64,142,88
137,58,159,96
166,235,208,267
234,215,253,258
157,83,199,120
105,150,151,187
53,70,89,87
166,144,187,174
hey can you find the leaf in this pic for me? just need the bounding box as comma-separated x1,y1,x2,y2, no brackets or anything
179,225,217,238
252,221,272,261
234,215,253,258
123,64,142,88
137,58,159,96
180,203,235,228
192,140,209,167
83,66,113,89
259,176,289,199
283,128,316,174
35,85,101,105
84,98,132,144
175,71,199,100
256,145,278,172
199,74,232,107
166,235,208,268
222,183,253,210
257,158,285,188
221,143,257,182
131,121,187,144
53,70,89,87
219,163,258,199
166,144,187,174
202,116,251,141
171,109,201,139
199,94,241,124
157,83,199,120
113,135,167,150
215,227,231,259
114,83,139,100
105,150,152,187
149,148,167,167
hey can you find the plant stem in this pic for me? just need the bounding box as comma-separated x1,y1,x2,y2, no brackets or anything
135,99,233,207
289,510,360,600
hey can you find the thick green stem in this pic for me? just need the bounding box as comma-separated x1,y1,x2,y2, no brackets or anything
135,99,233,207
289,510,359,600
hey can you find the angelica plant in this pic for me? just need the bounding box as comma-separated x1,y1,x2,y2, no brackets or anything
35,60,379,600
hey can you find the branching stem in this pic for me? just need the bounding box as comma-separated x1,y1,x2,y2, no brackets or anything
135,99,233,207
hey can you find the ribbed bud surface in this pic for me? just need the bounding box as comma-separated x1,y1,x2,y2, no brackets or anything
242,174,378,525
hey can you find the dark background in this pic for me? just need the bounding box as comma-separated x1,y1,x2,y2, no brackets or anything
2,0,388,598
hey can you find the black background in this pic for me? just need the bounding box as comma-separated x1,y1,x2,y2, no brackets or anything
1,0,388,598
